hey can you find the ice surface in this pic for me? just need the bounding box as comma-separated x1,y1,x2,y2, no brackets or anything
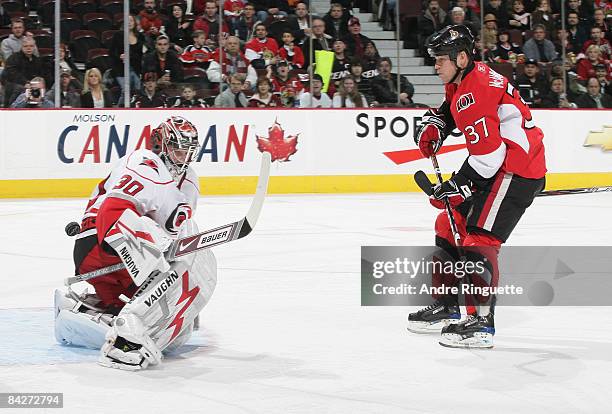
0,193,611,413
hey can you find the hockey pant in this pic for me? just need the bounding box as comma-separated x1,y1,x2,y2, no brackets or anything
431,171,544,311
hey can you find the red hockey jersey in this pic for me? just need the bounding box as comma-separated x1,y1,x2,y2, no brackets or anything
444,61,546,180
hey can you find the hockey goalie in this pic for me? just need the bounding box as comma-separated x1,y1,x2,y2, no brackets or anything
54,116,217,371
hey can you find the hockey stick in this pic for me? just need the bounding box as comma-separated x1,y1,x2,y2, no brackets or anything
65,152,272,286
423,157,485,320
429,155,462,248
535,186,612,196
414,170,612,198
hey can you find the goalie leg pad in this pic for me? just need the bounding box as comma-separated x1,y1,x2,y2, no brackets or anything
98,248,217,369
54,289,114,349
129,249,217,351
99,312,163,371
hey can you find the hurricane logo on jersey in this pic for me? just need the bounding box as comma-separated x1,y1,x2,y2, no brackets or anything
165,203,193,234
449,29,459,40
140,157,159,174
456,93,475,113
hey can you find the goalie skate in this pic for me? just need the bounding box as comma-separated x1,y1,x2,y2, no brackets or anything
439,314,495,349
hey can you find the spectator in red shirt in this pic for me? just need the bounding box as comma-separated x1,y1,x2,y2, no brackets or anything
245,23,279,66
269,60,303,94
277,31,304,69
193,1,230,48
582,26,612,59
180,30,214,69
139,0,164,39
577,44,609,80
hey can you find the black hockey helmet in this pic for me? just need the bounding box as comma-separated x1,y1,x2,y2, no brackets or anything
427,24,475,61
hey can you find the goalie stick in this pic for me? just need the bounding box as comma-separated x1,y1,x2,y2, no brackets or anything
65,152,272,286
414,170,612,198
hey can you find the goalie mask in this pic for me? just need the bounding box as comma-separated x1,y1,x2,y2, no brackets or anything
152,116,200,178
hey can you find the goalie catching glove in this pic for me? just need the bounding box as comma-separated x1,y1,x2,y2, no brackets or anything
415,108,447,158
430,173,473,209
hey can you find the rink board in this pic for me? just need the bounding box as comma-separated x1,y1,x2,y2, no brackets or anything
0,108,610,197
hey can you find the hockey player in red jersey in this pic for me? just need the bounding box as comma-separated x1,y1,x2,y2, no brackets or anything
55,116,218,370
407,25,546,348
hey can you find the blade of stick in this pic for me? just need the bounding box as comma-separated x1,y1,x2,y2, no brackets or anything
414,170,434,196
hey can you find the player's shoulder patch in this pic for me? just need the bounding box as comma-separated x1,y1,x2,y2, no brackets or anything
125,150,171,183
139,156,161,175
456,92,476,113
127,149,161,168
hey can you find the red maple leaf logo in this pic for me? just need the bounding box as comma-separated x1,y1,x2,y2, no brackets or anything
256,120,299,162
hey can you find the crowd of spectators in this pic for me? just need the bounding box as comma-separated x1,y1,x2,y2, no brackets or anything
0,0,416,109
417,0,612,108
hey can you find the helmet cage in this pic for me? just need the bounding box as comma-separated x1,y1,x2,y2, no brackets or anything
158,117,200,177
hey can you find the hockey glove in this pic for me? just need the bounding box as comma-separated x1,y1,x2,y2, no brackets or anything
429,174,473,209
415,109,446,158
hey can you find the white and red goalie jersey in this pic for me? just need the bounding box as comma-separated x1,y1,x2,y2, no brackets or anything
443,61,546,182
79,149,200,246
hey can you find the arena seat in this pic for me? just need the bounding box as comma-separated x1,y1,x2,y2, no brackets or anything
84,12,114,36
101,29,119,48
100,0,124,17
33,31,54,48
183,66,208,85
60,13,83,41
0,0,26,13
69,0,97,18
69,29,102,62
86,48,113,73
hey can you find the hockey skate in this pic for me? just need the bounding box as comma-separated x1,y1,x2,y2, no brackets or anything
439,313,495,349
407,296,461,334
